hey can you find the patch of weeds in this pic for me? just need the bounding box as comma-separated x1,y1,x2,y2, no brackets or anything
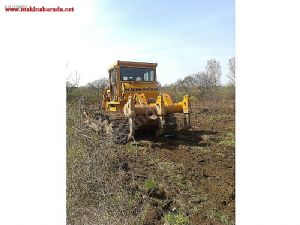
220,214,233,225
219,140,235,147
191,146,211,153
208,208,234,225
127,191,141,208
227,132,234,137
163,213,189,225
189,194,208,215
200,194,208,202
157,161,176,171
144,179,156,192
190,206,200,215
126,143,139,153
172,175,189,191
219,132,235,148
207,113,226,123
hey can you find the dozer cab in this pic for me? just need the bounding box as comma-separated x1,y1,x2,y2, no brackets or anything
87,60,191,144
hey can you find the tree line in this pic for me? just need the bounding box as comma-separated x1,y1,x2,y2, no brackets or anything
162,57,235,101
66,57,235,101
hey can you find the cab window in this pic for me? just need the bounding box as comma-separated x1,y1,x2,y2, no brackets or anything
120,67,155,82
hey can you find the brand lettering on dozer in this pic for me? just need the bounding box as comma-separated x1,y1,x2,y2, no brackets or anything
124,87,158,92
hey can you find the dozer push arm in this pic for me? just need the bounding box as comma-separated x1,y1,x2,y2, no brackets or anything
182,95,191,130
123,92,191,134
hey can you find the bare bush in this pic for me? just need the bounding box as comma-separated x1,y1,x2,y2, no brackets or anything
87,78,108,101
66,71,80,99
193,72,209,89
176,75,197,93
205,59,222,88
227,57,235,86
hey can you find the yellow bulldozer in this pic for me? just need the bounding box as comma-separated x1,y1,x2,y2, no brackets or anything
86,60,191,143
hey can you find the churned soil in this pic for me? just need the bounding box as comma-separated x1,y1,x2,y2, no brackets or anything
117,100,235,224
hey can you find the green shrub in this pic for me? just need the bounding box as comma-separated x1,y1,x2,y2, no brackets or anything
143,179,156,191
163,213,189,225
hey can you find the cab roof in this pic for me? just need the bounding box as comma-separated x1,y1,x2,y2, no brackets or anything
108,60,158,70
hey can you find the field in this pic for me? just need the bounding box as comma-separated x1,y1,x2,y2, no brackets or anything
67,95,235,225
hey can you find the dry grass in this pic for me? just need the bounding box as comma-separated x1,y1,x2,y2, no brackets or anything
67,100,140,225
67,93,235,225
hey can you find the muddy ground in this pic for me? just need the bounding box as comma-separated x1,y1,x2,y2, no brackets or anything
67,99,235,225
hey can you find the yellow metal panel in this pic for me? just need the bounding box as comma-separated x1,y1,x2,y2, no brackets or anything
162,93,174,106
108,101,120,105
122,82,159,101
